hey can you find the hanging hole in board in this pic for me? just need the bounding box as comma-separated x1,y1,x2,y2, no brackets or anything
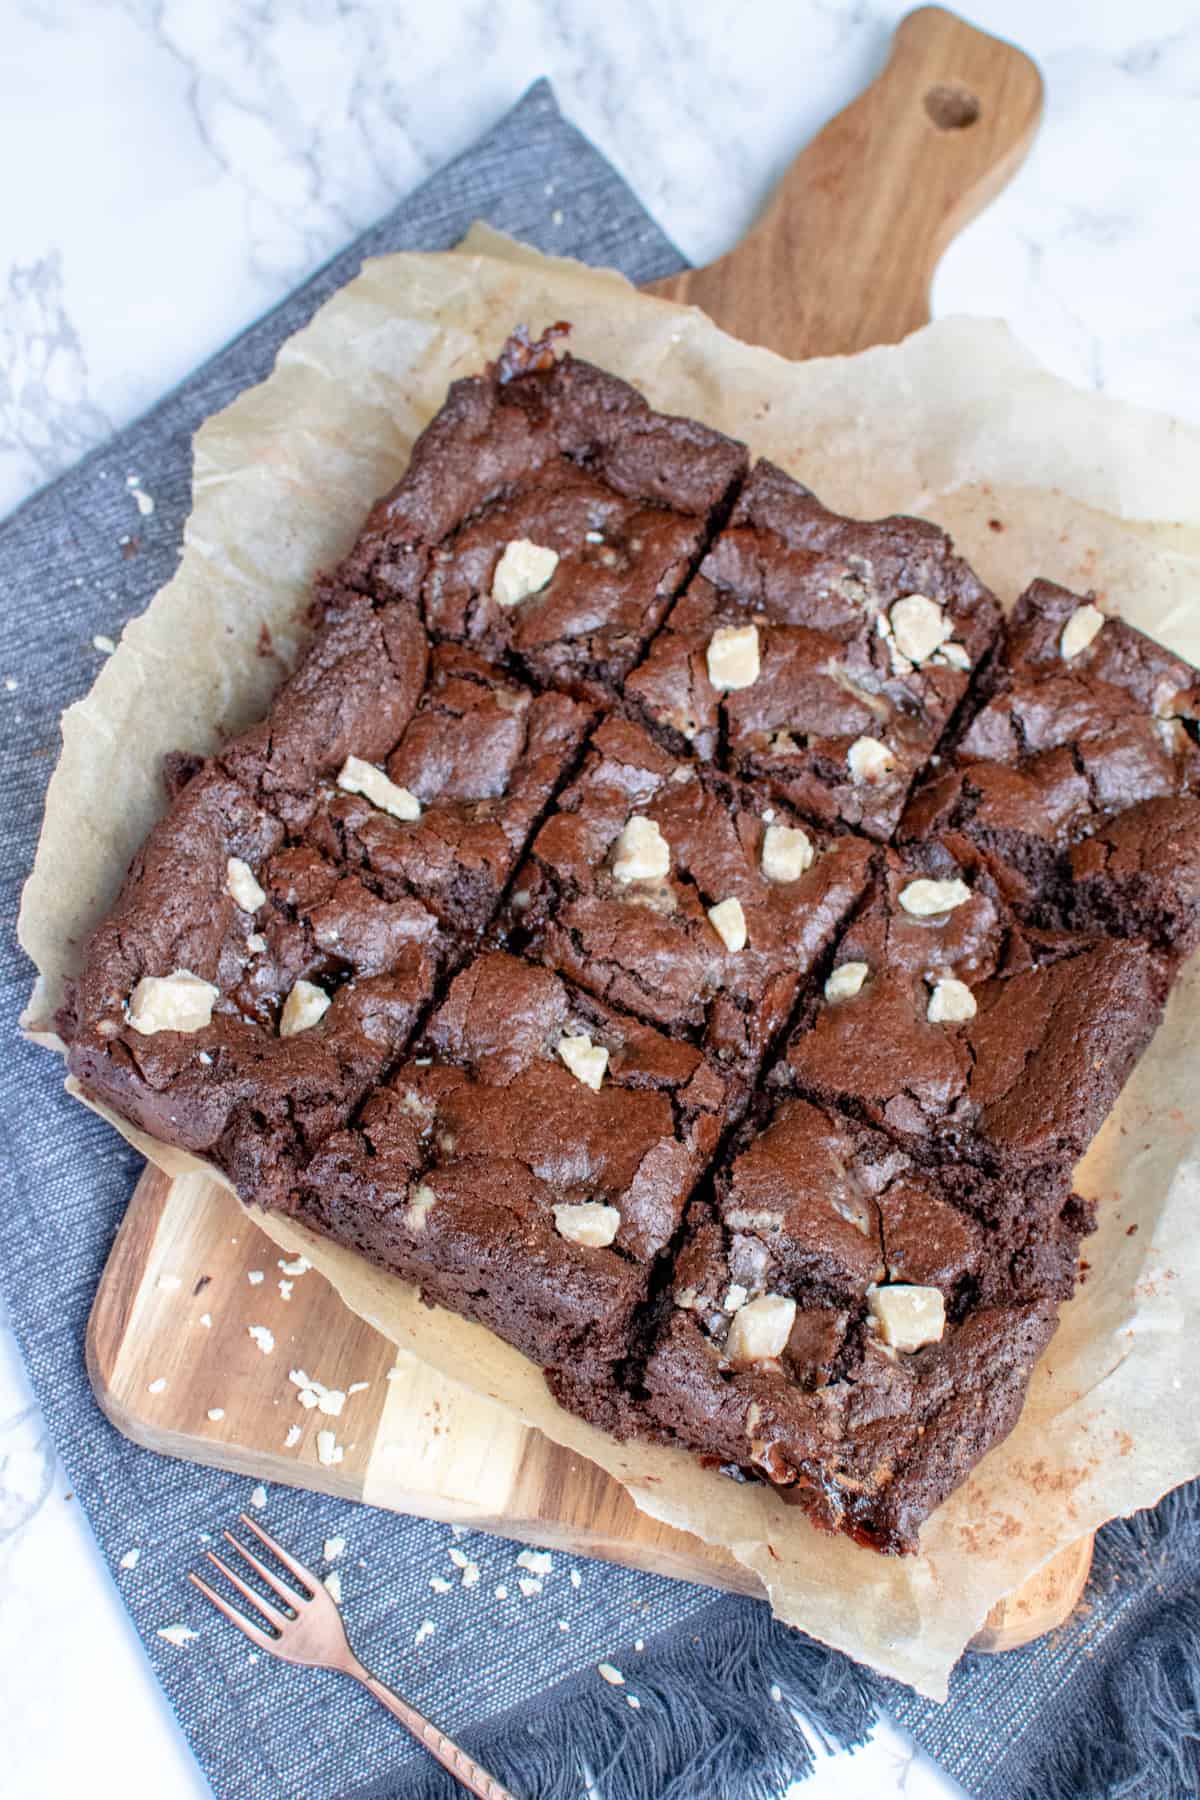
924,84,981,130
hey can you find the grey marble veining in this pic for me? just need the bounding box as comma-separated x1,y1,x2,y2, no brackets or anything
3,0,1199,520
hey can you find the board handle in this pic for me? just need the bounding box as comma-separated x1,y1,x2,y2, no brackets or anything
646,5,1043,360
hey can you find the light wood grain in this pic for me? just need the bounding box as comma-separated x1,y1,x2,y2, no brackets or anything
84,5,1090,1650
646,6,1043,359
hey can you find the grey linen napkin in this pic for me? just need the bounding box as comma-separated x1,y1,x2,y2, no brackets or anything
1,79,1196,1800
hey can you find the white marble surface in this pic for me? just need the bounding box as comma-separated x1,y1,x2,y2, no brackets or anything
4,0,1198,1793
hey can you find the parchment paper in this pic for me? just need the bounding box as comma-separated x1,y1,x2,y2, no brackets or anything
21,226,1200,1697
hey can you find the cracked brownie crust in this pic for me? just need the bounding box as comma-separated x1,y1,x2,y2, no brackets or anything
339,340,748,698
626,460,1002,839
290,952,729,1377
902,579,1200,957
509,715,874,1082
60,334,1199,1555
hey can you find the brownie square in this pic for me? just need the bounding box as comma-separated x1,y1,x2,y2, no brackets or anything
643,1137,1059,1554
292,951,730,1377
339,336,748,699
625,460,1001,838
508,715,875,1080
304,643,593,940
59,766,442,1204
902,580,1200,956
220,583,430,832
781,840,1170,1209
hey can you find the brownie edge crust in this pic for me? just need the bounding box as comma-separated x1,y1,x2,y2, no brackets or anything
59,329,1198,1556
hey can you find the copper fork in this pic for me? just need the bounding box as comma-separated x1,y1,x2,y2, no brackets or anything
189,1513,517,1800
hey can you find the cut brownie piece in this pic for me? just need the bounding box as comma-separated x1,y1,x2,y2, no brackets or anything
59,766,441,1204
220,582,430,832
902,579,1200,956
643,1141,1058,1554
305,644,593,940
782,840,1170,1214
508,716,875,1082
338,334,749,699
625,460,1001,838
292,951,729,1378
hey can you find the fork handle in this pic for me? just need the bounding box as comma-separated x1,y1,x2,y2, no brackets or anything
358,1672,519,1800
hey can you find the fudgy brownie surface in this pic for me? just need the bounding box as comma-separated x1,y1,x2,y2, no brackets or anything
626,460,1002,839
305,643,593,939
290,952,728,1377
220,583,431,832
60,336,1200,1555
509,715,875,1081
60,766,440,1203
902,580,1200,956
339,340,748,699
640,1094,1066,1550
781,840,1169,1204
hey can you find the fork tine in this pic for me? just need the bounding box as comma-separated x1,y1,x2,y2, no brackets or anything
237,1511,318,1593
223,1530,309,1610
204,1549,292,1632
188,1571,278,1652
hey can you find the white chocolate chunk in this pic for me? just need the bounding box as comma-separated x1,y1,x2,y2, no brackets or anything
706,624,761,691
612,815,670,883
492,539,559,608
557,1033,609,1091
867,1283,945,1351
890,594,952,665
279,979,331,1037
405,1184,436,1232
316,1429,344,1468
927,976,977,1022
127,970,219,1036
824,961,869,1003
898,877,972,917
761,823,814,882
725,1208,785,1232
337,755,421,821
723,1284,749,1313
1060,603,1105,660
724,1293,796,1366
552,1202,621,1248
225,857,266,913
707,896,747,952
846,736,897,785
935,641,971,671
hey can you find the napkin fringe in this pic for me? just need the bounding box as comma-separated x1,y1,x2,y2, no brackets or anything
1011,1483,1200,1800
347,1596,879,1800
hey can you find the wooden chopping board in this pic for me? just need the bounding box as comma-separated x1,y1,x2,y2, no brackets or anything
86,5,1093,1651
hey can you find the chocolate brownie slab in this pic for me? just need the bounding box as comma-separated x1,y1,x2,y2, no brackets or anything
305,643,593,940
59,767,441,1204
508,716,875,1081
902,580,1200,955
339,333,748,699
292,952,729,1377
626,460,1001,838
782,841,1170,1210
